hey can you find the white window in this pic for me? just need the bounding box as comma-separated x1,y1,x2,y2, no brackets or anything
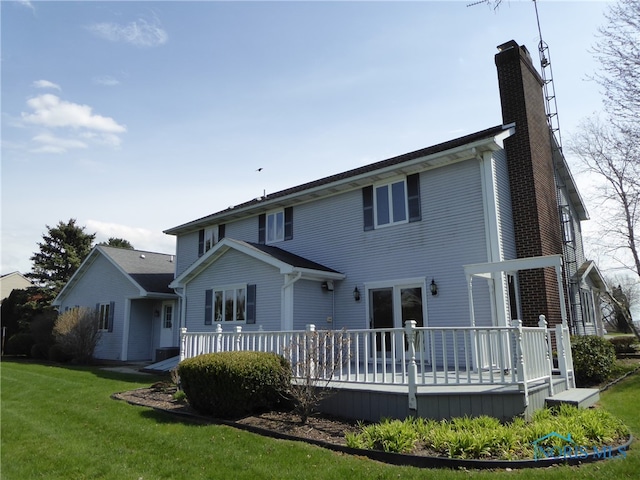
266,210,284,244
204,226,219,252
374,179,408,228
98,303,110,331
214,285,246,322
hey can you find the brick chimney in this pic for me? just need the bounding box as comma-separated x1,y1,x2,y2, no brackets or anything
495,40,564,327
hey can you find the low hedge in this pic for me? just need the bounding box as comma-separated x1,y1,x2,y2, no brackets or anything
609,336,637,355
571,335,616,386
178,351,291,418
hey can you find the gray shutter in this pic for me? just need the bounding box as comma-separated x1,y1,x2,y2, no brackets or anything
108,301,115,332
407,173,422,223
362,186,374,231
284,207,293,240
246,285,256,324
204,289,213,325
258,214,266,244
198,229,205,257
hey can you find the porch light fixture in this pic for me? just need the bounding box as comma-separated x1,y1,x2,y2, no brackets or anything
430,279,438,296
353,286,361,302
154,310,160,317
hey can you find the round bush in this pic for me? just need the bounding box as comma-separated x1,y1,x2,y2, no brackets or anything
178,351,291,418
4,333,35,356
571,335,616,386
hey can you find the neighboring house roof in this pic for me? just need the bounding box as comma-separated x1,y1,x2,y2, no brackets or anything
0,271,34,302
170,237,345,288
165,124,514,235
53,246,177,306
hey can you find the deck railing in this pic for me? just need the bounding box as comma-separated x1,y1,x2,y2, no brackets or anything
180,316,573,408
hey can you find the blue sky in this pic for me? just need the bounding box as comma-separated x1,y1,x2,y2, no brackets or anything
2,0,611,277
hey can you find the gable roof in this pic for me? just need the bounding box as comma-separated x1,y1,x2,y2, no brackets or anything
164,124,513,235
53,246,177,305
170,237,344,288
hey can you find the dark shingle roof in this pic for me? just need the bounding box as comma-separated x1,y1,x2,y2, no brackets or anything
165,124,507,235
100,246,175,294
245,242,341,273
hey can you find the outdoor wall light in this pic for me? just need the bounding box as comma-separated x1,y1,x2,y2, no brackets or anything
353,286,361,302
154,310,160,317
430,279,438,296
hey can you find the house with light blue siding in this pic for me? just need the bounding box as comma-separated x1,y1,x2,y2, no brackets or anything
162,40,606,421
166,41,606,344
53,246,179,362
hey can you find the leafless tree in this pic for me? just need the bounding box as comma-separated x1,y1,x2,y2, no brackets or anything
284,328,350,424
569,117,640,278
601,275,640,337
53,307,102,363
591,0,640,128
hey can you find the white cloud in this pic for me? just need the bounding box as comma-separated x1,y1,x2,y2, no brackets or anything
87,220,175,254
92,75,121,87
32,80,61,91
22,94,126,133
16,0,34,12
31,132,88,154
87,17,168,48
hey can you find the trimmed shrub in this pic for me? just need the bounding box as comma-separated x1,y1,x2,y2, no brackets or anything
609,336,637,355
178,351,291,418
571,335,616,386
4,333,35,356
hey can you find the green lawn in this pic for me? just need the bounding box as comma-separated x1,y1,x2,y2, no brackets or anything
1,359,638,479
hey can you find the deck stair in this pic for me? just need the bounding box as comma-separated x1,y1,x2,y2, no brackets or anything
545,388,599,409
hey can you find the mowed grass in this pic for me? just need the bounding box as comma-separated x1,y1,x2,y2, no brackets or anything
1,359,639,480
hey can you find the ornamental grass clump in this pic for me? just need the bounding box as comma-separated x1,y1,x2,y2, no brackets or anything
345,405,629,460
178,351,291,418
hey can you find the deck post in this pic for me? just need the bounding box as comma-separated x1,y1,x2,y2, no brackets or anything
405,320,418,414
180,327,187,361
539,315,554,396
556,325,571,388
512,319,529,406
215,323,223,352
234,325,242,351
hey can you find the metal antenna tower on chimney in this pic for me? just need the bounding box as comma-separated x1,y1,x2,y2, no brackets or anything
534,0,563,152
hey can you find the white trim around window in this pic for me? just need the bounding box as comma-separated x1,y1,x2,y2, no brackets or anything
373,178,409,228
213,283,247,323
266,210,285,244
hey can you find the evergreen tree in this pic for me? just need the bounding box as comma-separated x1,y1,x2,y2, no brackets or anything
27,219,95,296
100,237,134,249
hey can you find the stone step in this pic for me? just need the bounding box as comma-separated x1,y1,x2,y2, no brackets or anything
545,388,600,409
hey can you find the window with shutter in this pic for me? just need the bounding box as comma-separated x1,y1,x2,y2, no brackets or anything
363,174,421,230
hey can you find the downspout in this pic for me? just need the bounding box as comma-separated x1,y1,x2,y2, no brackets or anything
174,286,186,356
282,272,302,330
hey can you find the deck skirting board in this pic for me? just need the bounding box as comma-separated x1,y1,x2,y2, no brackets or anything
318,378,569,422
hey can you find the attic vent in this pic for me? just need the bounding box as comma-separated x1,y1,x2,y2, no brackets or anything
140,254,146,259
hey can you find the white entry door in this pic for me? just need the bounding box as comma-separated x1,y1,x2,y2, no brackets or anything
159,301,175,348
